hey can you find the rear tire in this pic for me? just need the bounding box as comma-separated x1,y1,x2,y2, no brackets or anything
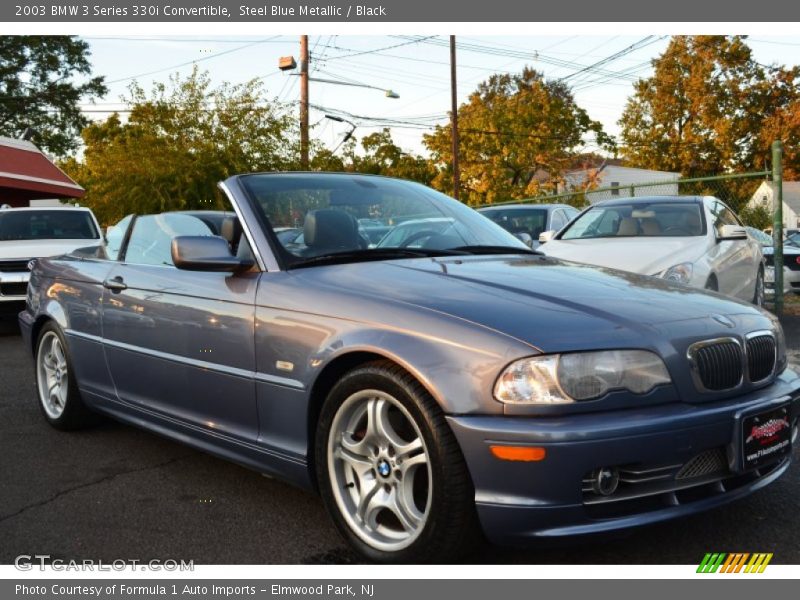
34,322,98,430
315,360,482,563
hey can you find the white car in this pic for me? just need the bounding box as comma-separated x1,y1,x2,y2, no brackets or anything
0,206,102,311
538,196,765,305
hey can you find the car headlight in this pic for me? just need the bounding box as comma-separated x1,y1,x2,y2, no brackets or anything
660,262,693,285
494,350,671,404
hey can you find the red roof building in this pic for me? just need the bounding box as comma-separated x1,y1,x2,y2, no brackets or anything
0,136,84,207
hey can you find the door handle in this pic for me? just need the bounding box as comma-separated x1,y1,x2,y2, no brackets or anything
103,276,127,292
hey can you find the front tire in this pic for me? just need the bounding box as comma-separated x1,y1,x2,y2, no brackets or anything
315,361,481,563
753,268,765,307
35,322,97,430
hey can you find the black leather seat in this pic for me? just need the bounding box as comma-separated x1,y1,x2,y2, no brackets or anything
303,209,363,253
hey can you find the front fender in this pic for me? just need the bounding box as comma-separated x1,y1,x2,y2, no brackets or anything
255,305,535,415
313,326,523,415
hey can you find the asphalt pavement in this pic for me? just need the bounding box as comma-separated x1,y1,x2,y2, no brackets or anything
1,314,799,565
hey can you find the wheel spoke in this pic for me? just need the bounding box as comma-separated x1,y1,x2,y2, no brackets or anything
340,431,371,459
53,342,66,369
366,398,406,448
389,483,424,532
355,480,383,528
396,437,423,462
399,451,428,478
336,445,373,479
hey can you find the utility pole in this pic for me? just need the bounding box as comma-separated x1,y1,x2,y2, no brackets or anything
773,140,784,315
300,35,310,170
450,35,460,200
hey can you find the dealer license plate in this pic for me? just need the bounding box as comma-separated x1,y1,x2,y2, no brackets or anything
741,404,792,470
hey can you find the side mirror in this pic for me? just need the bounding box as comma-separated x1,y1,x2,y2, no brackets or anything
171,236,254,272
539,230,555,244
717,224,748,241
513,232,534,248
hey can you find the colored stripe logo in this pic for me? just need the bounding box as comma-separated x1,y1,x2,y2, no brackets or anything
697,553,773,573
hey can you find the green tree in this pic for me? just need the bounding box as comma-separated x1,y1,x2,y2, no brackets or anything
0,36,107,156
760,99,800,181
310,128,437,185
423,67,613,205
739,202,772,230
61,68,297,224
619,36,799,177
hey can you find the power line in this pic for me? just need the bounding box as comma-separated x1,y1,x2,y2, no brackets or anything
317,36,436,62
390,35,648,81
104,36,281,85
86,36,288,43
558,37,660,82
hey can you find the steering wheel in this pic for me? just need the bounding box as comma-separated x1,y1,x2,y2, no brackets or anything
399,230,442,248
662,225,693,235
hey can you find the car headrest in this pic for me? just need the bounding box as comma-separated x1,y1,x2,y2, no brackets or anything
617,217,638,236
220,216,241,244
682,210,702,234
304,209,361,250
640,218,662,235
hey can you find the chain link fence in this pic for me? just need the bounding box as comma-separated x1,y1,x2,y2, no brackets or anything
481,170,774,229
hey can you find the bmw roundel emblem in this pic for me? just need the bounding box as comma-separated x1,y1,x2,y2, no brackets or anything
377,460,391,478
712,314,735,328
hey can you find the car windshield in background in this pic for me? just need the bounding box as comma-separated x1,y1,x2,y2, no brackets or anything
240,174,529,266
746,227,774,247
480,208,548,238
561,202,705,240
0,210,99,241
786,232,800,248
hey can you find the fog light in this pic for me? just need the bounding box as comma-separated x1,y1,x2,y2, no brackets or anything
591,467,620,496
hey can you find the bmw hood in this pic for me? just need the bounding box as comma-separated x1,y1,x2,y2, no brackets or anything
293,254,768,354
539,237,708,276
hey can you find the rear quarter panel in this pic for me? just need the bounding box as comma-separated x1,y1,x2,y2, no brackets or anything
28,255,116,399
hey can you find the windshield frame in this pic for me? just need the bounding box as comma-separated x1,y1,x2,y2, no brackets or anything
557,199,708,241
236,172,527,270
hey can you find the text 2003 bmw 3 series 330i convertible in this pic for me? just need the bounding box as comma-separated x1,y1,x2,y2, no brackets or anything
19,173,800,562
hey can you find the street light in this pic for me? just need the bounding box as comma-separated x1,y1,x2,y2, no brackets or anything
279,44,399,169
307,77,400,99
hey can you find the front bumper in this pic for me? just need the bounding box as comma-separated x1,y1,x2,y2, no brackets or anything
0,270,30,302
765,265,800,295
447,370,800,546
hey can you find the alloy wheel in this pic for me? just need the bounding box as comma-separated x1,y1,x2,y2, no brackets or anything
327,389,432,552
37,331,69,419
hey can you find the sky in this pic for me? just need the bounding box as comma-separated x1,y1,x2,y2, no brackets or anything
79,34,800,157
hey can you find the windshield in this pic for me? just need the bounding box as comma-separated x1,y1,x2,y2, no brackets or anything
560,201,705,240
786,232,800,248
479,208,548,238
747,227,773,247
0,210,99,241
241,174,527,265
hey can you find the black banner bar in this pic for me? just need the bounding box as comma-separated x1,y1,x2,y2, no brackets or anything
3,0,800,22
